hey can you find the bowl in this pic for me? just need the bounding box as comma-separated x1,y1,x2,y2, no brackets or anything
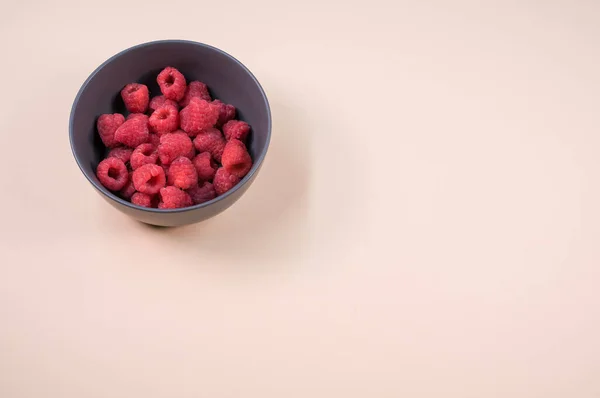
69,40,272,227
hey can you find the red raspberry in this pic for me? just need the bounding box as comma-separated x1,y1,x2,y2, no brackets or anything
221,139,253,178
130,143,158,170
97,113,125,148
179,81,211,107
149,104,179,134
180,98,219,136
121,83,149,113
131,192,155,208
167,156,198,189
149,95,179,113
132,163,166,195
119,172,136,199
157,66,186,101
159,163,169,176
96,157,129,191
158,131,194,165
212,100,236,127
115,115,149,148
193,128,226,162
148,133,161,148
107,147,132,164
187,181,216,205
222,120,250,142
192,152,218,182
158,186,192,209
213,167,241,195
127,113,147,121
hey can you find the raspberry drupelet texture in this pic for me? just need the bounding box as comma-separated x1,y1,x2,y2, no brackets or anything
149,104,179,134
130,143,158,170
127,113,147,121
158,186,193,209
149,95,179,113
96,157,129,191
180,98,220,136
131,192,154,208
115,115,149,148
107,147,133,164
221,139,253,178
222,120,250,142
148,133,161,148
212,100,236,127
119,173,136,199
159,163,169,176
157,67,187,101
132,163,166,195
179,81,211,107
192,152,218,182
213,167,241,195
187,181,217,205
167,157,198,189
192,128,226,162
121,83,149,113
158,131,194,165
97,113,125,148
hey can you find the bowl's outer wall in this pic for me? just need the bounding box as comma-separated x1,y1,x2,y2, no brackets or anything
71,41,271,226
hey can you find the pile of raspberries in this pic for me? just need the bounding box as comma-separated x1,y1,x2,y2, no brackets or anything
95,66,252,209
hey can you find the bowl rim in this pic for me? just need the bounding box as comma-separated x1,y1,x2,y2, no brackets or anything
69,39,272,213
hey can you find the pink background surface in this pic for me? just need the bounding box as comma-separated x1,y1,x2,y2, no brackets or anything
1,1,599,397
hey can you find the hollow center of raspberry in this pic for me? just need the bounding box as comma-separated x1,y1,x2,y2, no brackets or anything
165,75,175,86
157,111,168,120
128,86,139,94
108,168,120,179
148,175,160,186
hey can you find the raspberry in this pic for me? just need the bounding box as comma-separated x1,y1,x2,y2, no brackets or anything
159,163,169,176
97,113,125,148
180,98,219,136
127,113,147,121
212,100,236,127
179,81,211,107
213,167,241,195
149,104,179,134
192,152,218,182
158,186,192,209
148,133,161,148
96,157,129,191
130,143,158,170
121,83,149,113
221,139,253,178
132,163,166,195
149,95,179,113
187,181,216,205
157,66,186,101
222,120,250,142
193,128,226,162
115,115,149,148
119,172,136,199
131,192,154,208
158,131,194,165
107,147,132,164
167,156,198,189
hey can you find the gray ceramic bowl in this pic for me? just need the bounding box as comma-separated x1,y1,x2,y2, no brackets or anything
70,40,271,227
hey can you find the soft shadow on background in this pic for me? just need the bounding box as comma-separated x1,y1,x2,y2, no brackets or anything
143,95,312,268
